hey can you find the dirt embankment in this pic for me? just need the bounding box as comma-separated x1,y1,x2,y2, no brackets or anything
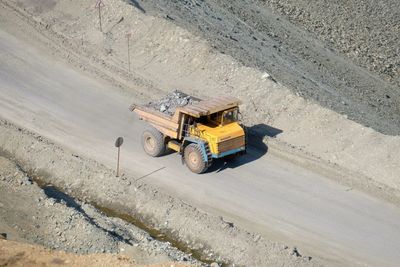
2,0,399,202
0,120,322,266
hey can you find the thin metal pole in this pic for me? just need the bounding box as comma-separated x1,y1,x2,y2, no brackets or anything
116,146,120,177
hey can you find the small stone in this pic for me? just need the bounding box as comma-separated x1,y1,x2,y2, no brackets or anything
261,72,270,80
291,247,301,257
160,104,167,112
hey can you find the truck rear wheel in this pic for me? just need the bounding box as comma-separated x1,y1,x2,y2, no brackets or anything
184,143,208,174
141,127,166,157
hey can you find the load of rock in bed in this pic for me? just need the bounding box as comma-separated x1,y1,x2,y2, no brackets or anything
146,90,199,116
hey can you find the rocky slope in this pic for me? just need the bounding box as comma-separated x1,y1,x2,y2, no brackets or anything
0,155,198,265
260,0,400,88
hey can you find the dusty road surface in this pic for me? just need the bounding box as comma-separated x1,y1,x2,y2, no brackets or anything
1,27,400,266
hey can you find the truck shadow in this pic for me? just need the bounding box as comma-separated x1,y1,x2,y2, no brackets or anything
207,124,283,173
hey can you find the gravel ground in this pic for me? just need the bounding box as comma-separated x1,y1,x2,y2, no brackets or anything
0,156,199,266
134,0,400,135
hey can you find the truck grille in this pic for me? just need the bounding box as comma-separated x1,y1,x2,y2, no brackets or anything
217,136,245,153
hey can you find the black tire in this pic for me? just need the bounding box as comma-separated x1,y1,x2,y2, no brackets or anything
184,143,208,174
141,127,166,157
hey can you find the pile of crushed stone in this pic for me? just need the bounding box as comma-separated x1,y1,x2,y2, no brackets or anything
146,90,200,116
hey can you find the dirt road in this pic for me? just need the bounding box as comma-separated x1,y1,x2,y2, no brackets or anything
1,27,400,266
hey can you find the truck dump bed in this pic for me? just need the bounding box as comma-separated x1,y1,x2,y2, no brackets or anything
129,104,180,138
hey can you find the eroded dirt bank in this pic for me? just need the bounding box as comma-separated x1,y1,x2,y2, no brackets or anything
0,120,320,266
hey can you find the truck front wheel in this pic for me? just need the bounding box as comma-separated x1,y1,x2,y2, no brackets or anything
184,143,208,174
141,127,166,157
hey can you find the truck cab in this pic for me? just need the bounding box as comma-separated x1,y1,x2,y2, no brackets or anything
190,108,246,158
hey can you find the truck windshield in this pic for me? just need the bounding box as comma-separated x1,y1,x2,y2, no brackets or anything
222,109,238,125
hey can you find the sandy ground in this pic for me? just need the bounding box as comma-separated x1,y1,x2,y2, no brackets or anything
1,0,400,266
0,239,190,267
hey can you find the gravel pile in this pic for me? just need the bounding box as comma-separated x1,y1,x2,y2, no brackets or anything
146,90,199,116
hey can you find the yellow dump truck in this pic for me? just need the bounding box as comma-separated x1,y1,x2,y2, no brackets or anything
130,95,246,173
